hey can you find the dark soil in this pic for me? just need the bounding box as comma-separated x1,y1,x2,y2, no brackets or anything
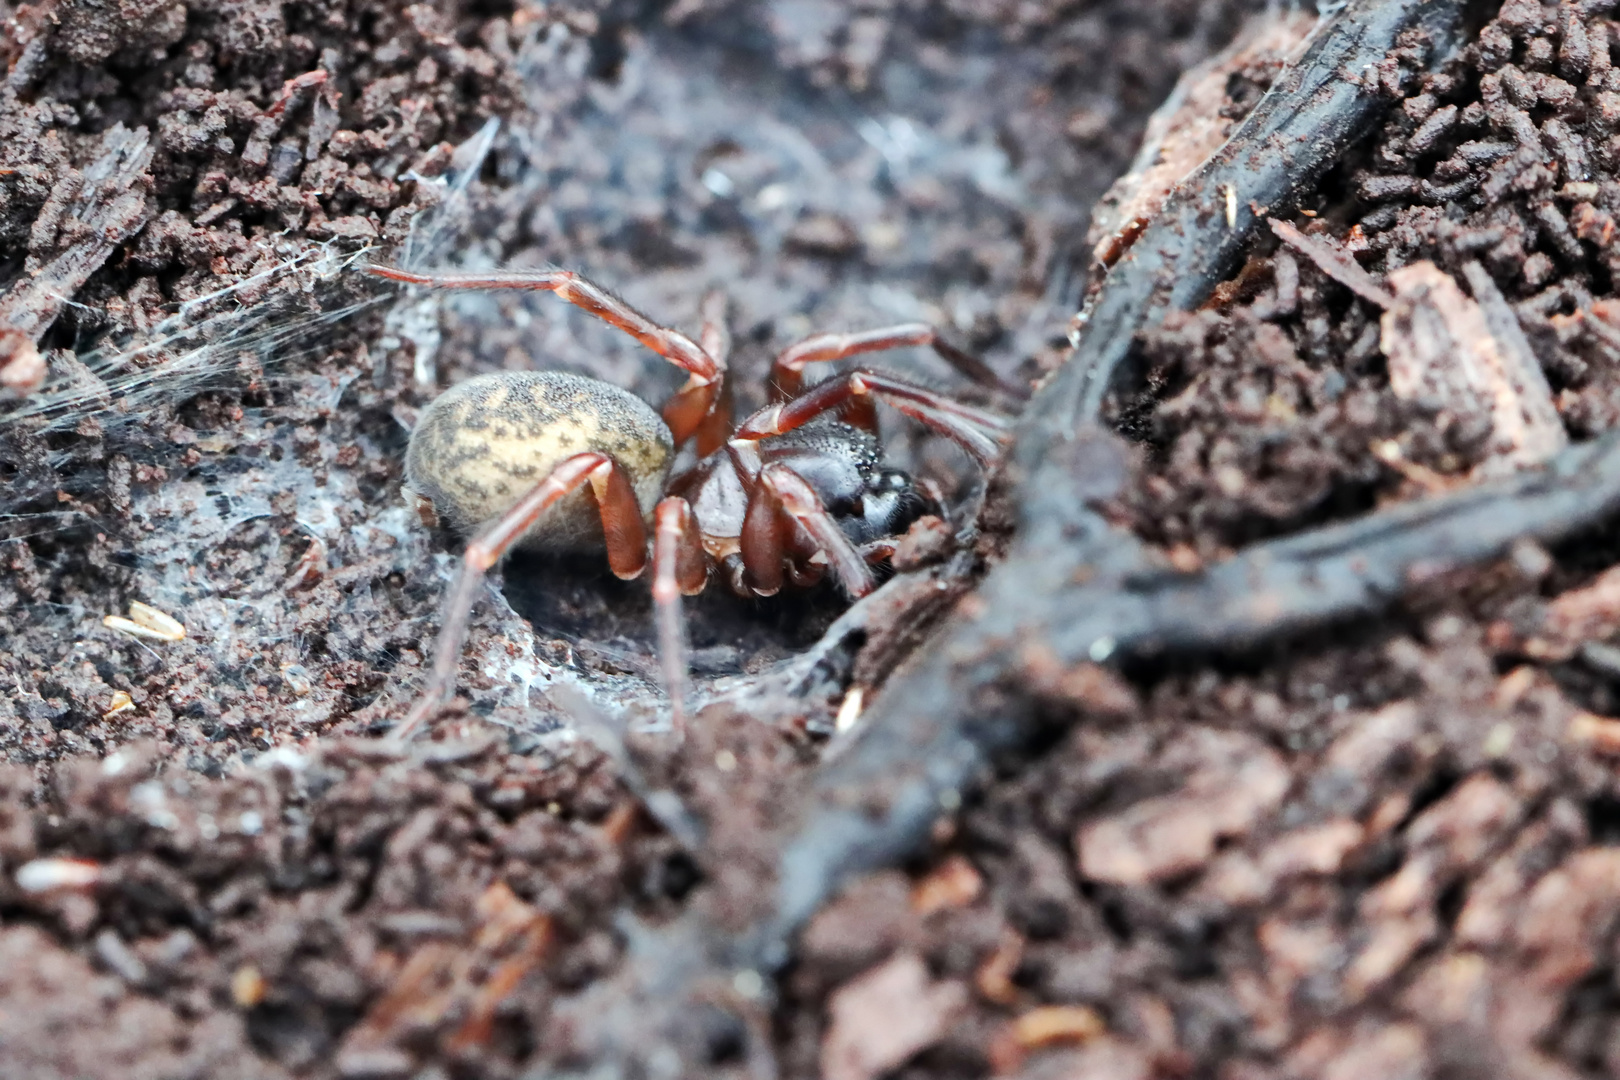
1108,0,1620,559
9,0,1620,1078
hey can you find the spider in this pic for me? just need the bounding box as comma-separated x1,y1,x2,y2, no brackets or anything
369,264,1016,735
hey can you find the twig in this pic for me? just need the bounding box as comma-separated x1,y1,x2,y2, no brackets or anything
1045,430,1620,663
1269,218,1394,307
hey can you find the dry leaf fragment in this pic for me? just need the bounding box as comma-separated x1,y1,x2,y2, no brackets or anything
104,600,186,642
129,601,185,638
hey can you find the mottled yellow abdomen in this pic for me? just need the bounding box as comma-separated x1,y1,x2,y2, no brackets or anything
405,371,674,552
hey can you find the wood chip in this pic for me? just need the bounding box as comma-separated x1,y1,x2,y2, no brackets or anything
1077,729,1289,886
1460,260,1568,465
0,330,44,396
1011,1005,1106,1050
14,857,103,893
598,801,639,848
1269,218,1394,307
974,930,1024,1005
822,953,966,1080
1493,665,1540,708
988,1005,1107,1074
1568,712,1620,755
911,854,983,915
230,965,267,1008
1523,564,1620,660
339,881,551,1061
1514,850,1620,1020
1381,261,1566,477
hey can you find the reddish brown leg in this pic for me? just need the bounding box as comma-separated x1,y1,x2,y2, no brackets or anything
858,538,899,563
736,369,1010,468
739,478,786,597
784,557,826,589
395,451,650,740
650,497,707,731
740,463,875,599
769,322,1023,404
690,291,734,458
719,552,749,595
367,265,724,446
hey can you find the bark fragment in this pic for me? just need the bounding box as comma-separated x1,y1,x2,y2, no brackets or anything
0,124,153,345
1089,13,1317,267
1381,260,1566,476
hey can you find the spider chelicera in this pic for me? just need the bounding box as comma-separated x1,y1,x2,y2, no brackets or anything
368,264,1015,735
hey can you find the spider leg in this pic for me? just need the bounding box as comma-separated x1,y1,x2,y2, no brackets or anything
740,463,875,598
858,538,899,564
396,451,649,740
650,497,707,732
367,265,724,446
769,322,1025,404
785,555,827,590
719,552,749,594
689,290,735,458
736,368,1010,468
739,475,786,597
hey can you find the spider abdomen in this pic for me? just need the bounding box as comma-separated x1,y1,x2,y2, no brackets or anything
405,370,674,551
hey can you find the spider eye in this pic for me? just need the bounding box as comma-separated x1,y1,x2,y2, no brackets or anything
871,469,912,494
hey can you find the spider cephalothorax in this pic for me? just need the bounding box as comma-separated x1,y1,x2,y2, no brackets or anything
369,264,1015,733
735,418,938,547
671,415,941,596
